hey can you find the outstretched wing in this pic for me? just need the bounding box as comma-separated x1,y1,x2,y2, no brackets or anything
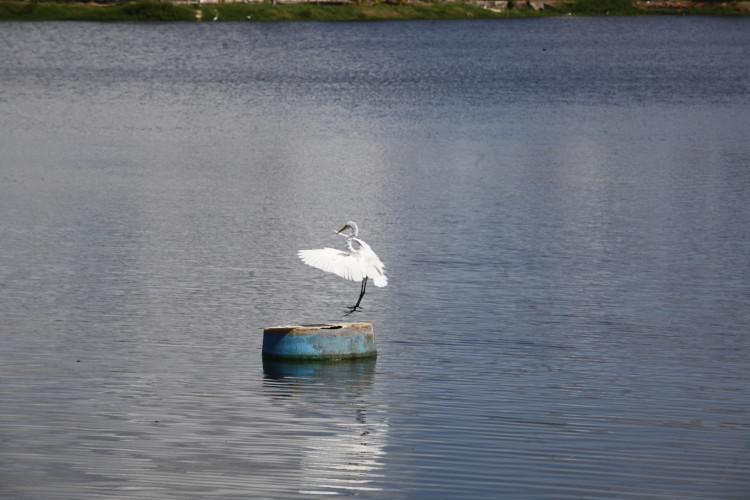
298,248,365,283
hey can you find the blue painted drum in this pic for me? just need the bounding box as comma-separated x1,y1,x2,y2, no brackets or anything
262,322,377,361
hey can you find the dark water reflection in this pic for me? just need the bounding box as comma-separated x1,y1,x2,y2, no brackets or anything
1,17,749,499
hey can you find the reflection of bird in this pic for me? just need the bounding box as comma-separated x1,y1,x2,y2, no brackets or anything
299,221,387,314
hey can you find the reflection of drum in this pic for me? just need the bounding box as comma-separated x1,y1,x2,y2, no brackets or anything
261,355,386,497
262,322,377,361
262,356,377,386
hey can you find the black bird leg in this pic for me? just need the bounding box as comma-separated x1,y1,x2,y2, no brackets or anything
345,277,368,315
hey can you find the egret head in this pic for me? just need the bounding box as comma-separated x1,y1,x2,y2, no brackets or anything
337,221,359,236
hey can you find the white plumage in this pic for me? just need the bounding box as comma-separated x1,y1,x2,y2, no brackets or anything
298,243,387,287
298,221,386,313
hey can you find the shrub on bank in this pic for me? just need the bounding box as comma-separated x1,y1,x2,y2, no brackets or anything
565,0,639,15
0,0,196,20
116,1,195,21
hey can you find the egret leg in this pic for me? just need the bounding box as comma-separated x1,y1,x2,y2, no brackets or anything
345,278,368,315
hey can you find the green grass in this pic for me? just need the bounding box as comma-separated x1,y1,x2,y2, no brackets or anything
638,3,740,15
204,2,519,22
562,0,741,16
117,1,196,20
0,1,522,21
565,0,639,15
0,0,197,20
0,0,743,21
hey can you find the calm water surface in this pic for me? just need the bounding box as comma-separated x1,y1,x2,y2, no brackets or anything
1,17,749,499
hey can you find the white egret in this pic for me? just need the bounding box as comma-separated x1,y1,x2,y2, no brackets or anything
298,221,387,314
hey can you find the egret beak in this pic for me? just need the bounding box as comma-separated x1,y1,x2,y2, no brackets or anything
337,225,349,234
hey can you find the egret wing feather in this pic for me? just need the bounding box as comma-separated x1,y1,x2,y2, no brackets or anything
298,248,365,283
356,241,387,287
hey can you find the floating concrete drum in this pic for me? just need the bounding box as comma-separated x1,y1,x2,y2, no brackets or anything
262,322,377,361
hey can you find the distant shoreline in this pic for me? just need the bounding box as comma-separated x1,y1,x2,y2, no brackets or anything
0,0,747,21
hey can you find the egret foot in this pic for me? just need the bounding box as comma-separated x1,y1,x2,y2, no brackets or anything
344,305,363,316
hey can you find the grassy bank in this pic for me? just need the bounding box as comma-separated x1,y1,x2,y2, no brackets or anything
0,0,744,21
0,0,196,20
203,2,516,21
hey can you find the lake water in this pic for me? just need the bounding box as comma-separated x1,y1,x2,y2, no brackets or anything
1,17,749,499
